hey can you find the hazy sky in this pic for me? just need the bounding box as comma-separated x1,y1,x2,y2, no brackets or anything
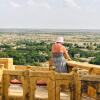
0,0,100,29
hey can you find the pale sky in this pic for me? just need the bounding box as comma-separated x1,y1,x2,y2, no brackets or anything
0,0,100,29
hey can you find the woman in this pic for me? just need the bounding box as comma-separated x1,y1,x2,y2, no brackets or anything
52,36,72,73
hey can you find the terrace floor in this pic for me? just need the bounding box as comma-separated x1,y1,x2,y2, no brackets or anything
0,84,95,100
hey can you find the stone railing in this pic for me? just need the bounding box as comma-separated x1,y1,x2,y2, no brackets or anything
0,58,100,100
67,61,100,100
67,61,100,75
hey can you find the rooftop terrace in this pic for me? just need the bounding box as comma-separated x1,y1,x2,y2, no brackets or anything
0,58,100,100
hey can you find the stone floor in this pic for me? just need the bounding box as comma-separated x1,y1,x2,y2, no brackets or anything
35,86,95,100
35,86,70,100
0,85,96,100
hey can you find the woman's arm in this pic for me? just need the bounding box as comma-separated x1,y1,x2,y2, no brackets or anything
64,52,72,60
63,47,72,60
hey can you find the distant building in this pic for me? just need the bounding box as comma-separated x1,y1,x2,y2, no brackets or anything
88,57,96,60
74,53,80,58
0,48,6,51
78,57,95,62
78,58,91,62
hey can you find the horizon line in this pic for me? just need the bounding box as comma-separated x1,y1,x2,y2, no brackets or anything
0,28,100,30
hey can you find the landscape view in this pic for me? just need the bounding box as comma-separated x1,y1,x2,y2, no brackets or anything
0,29,100,66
